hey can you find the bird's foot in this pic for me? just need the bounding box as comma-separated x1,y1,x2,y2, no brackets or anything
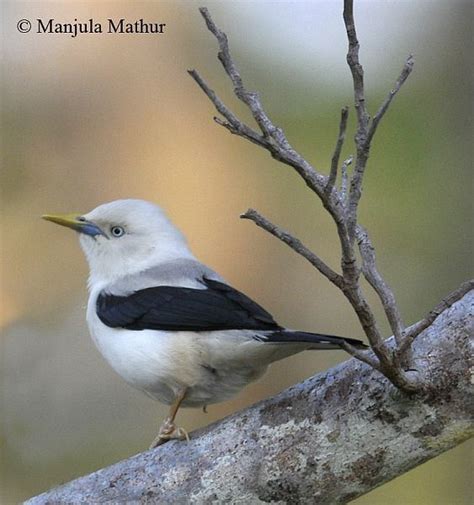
149,417,189,449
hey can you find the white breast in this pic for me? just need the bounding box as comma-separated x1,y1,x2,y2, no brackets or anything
87,290,199,404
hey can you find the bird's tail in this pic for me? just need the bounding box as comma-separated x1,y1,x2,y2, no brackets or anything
260,329,368,350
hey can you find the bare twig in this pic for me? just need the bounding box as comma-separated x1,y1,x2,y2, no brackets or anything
195,7,328,198
367,55,415,145
342,0,373,259
343,0,369,134
190,2,468,396
343,0,414,245
187,69,265,148
398,279,474,357
356,226,405,346
326,106,349,193
240,210,406,381
339,0,414,374
198,7,277,141
240,209,344,289
237,209,404,381
340,341,381,369
339,284,398,379
192,3,421,391
340,156,353,204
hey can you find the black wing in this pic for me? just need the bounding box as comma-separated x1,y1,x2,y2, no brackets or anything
96,277,281,332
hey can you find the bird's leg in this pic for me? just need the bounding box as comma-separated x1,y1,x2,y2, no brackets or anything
149,389,189,449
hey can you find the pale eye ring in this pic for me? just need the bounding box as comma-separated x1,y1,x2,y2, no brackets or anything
110,226,125,237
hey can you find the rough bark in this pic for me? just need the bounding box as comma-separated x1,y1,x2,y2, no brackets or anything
26,291,473,504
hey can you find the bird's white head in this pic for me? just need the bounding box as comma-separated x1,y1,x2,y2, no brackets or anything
43,199,194,288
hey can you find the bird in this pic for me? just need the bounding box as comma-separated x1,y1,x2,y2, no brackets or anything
42,199,367,448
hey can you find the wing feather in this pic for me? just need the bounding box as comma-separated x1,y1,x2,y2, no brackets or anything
96,277,281,332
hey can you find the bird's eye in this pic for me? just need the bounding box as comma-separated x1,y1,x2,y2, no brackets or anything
110,226,125,237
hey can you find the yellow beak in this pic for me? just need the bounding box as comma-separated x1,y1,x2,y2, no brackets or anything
42,213,105,237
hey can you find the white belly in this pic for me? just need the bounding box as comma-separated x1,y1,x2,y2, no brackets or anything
89,324,191,403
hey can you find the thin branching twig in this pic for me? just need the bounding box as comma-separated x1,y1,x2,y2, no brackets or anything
326,106,349,193
240,209,343,289
355,226,405,346
367,55,415,145
190,1,469,394
340,156,353,204
398,279,474,357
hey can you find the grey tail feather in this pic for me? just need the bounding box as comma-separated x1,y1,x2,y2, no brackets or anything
259,330,368,350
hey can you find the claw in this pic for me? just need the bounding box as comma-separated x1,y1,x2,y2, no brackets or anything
176,426,190,442
149,417,189,449
149,389,189,449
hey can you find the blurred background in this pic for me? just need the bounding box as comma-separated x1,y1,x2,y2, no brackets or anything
1,1,472,503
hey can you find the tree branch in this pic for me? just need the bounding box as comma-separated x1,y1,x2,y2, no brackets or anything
26,292,474,505
343,2,413,244
239,210,412,378
343,0,369,134
190,8,328,199
187,69,266,148
356,225,405,346
198,7,277,141
398,279,474,357
188,2,431,393
326,106,349,193
240,208,344,289
340,155,352,204
367,55,415,145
